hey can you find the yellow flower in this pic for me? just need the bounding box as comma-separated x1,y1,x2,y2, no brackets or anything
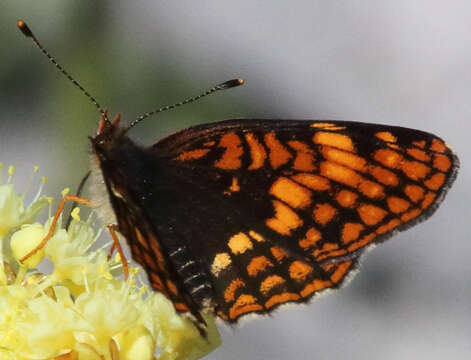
10,223,47,268
0,164,221,359
0,165,48,240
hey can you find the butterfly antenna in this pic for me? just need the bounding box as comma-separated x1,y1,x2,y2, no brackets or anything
126,78,244,132
17,20,107,119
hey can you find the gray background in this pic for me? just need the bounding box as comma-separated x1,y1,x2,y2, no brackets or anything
1,2,469,359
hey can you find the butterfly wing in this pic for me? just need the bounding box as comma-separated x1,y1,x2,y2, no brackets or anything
145,119,457,321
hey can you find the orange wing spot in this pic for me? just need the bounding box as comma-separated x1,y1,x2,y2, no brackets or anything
229,294,263,320
407,148,431,162
320,243,339,252
341,223,365,244
347,233,376,252
336,189,358,208
203,141,215,147
289,261,314,281
357,204,387,225
224,177,241,195
402,160,430,180
166,280,178,295
320,161,361,188
271,246,289,262
228,233,253,255
301,279,332,297
288,140,316,171
376,218,401,235
322,263,336,272
148,233,166,268
143,251,158,270
424,173,446,190
291,173,331,191
311,122,337,128
401,208,421,222
260,275,285,295
387,196,411,214
413,140,426,148
230,177,240,192
375,131,397,143
224,278,245,303
321,146,367,172
313,132,355,152
269,177,312,209
404,185,425,202
370,166,399,186
322,162,384,199
247,256,274,277
211,253,232,276
433,154,451,172
430,139,446,153
330,261,353,283
374,149,403,168
174,302,190,312
266,292,301,309
249,230,264,242
421,192,436,209
150,273,164,290
245,133,267,170
264,132,292,169
266,200,303,235
358,179,385,199
176,148,210,161
135,228,150,250
316,249,348,261
214,133,243,170
313,203,337,225
299,228,322,249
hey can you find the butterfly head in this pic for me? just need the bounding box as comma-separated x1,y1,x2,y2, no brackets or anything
91,112,129,160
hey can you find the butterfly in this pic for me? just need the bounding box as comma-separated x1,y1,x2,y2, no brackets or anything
17,20,459,334
91,116,458,326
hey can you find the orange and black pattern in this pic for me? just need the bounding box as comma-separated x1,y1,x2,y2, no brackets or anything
92,118,458,326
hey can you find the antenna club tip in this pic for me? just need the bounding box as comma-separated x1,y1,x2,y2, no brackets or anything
217,78,245,90
17,19,34,38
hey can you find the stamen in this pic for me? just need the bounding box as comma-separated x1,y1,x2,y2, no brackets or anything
7,165,15,184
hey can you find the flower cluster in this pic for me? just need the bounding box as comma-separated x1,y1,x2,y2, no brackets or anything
0,164,221,360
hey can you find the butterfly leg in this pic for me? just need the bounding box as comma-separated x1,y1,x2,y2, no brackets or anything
20,194,92,263
106,224,129,280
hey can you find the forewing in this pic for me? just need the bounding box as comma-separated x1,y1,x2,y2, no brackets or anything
150,119,458,322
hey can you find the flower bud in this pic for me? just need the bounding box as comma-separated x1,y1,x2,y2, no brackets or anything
10,223,46,268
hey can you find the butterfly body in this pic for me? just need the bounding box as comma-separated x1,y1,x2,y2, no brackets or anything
91,117,458,326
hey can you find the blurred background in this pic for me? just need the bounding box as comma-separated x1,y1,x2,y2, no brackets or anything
1,1,469,359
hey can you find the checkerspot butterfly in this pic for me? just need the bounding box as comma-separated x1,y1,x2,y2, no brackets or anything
18,20,459,334
92,117,458,326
